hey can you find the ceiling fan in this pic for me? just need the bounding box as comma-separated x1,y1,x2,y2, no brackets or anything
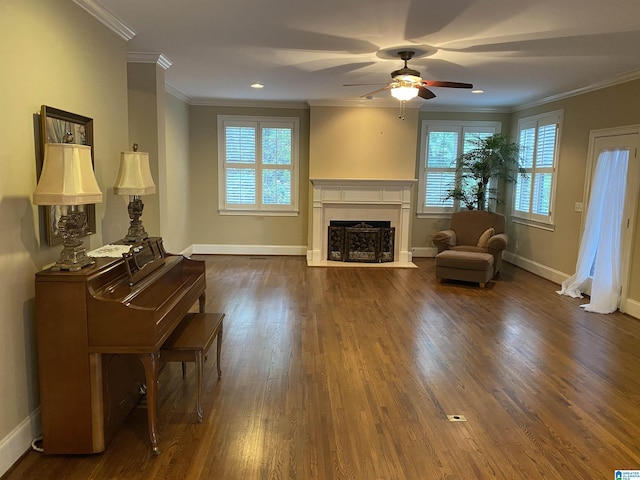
344,50,473,101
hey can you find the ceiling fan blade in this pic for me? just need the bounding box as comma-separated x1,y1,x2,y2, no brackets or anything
417,86,436,100
422,80,473,89
360,85,392,98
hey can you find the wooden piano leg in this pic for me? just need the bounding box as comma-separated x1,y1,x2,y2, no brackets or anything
138,352,161,455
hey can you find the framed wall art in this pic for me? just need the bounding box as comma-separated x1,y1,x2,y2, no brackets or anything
38,105,97,246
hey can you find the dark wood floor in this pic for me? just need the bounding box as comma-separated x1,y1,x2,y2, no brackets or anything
6,256,640,479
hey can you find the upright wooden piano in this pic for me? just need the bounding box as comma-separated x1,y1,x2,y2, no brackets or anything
34,239,205,455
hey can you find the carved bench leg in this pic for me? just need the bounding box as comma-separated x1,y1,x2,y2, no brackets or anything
195,350,204,423
161,313,224,423
216,324,223,378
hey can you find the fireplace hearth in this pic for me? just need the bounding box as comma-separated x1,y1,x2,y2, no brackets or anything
328,221,395,263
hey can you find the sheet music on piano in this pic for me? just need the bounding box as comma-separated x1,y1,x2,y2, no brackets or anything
122,238,166,286
88,238,168,286
87,244,132,257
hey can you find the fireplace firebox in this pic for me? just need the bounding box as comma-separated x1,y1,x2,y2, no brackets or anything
328,221,395,263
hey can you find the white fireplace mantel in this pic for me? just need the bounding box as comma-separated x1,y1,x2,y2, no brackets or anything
307,178,416,267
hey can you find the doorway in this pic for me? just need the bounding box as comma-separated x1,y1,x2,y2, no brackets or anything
584,127,640,312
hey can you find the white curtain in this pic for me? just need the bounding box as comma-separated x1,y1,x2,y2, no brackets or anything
557,149,629,313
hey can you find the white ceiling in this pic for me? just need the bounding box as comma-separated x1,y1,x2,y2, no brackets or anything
92,0,640,109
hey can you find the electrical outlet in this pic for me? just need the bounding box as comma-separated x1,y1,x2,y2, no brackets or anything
575,202,584,212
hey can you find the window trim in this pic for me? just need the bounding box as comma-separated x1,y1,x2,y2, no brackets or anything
512,109,563,227
217,115,300,216
417,120,501,218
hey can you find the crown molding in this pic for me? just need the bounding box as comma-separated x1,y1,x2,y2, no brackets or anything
127,52,173,70
186,97,507,112
515,67,640,112
72,0,136,41
189,98,310,109
419,105,512,113
165,83,190,103
307,98,510,113
308,98,421,108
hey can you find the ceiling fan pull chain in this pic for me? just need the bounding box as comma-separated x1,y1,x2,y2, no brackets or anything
398,100,406,120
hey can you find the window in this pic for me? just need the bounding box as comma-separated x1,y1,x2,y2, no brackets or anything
513,110,562,226
218,116,299,215
417,121,500,215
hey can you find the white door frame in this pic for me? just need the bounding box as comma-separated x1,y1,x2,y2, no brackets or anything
584,125,640,314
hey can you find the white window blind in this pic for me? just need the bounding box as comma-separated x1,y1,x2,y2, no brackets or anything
514,110,562,225
218,116,299,215
425,130,458,209
225,125,256,204
418,121,500,215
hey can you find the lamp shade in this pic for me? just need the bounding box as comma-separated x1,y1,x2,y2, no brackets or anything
113,151,156,196
33,143,103,205
390,85,419,101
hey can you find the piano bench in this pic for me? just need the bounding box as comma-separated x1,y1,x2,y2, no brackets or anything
160,312,224,422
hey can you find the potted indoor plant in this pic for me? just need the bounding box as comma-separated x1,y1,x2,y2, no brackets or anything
445,133,523,211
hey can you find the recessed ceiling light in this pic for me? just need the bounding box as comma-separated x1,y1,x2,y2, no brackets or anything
471,89,484,94
251,83,264,89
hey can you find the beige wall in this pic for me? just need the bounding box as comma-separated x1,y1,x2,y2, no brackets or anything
126,63,163,242
126,65,191,253
307,105,420,250
309,105,419,179
509,79,640,300
164,93,192,252
189,105,310,248
0,0,129,474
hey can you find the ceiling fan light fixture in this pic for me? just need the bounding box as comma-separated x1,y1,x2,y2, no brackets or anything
395,74,421,83
346,48,471,101
391,85,419,101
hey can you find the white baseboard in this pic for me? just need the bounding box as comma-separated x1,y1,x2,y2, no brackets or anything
502,251,570,285
410,248,571,286
438,250,640,319
0,409,40,477
621,298,640,318
191,244,307,256
410,247,572,285
411,246,438,258
504,252,640,320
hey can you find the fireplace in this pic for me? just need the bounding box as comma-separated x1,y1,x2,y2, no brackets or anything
328,221,395,263
308,179,416,267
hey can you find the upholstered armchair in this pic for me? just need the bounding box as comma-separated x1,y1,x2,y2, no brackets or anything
433,210,508,277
